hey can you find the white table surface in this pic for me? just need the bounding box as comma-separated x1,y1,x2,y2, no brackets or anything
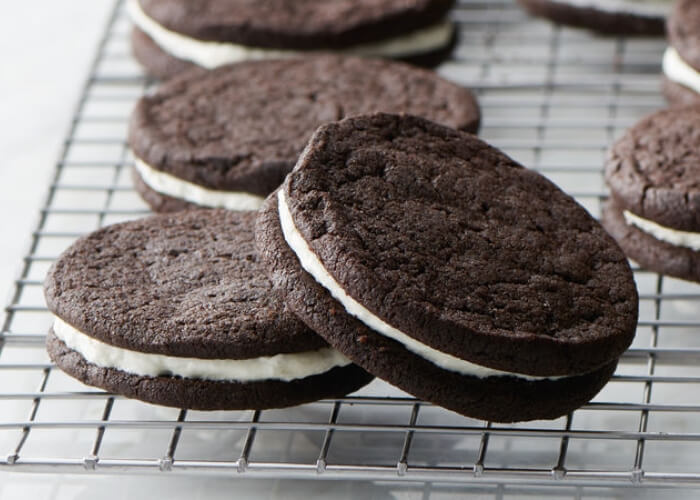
0,1,110,305
1,2,699,499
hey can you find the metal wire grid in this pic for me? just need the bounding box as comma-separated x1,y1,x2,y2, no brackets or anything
0,0,698,489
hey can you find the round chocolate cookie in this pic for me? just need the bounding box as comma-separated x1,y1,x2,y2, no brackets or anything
256,113,638,422
128,55,480,213
44,209,372,410
128,0,457,79
663,0,700,107
603,106,700,282
517,0,669,36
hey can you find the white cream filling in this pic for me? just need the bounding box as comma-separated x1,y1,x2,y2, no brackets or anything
277,190,569,381
52,316,352,383
663,47,700,95
133,156,264,211
127,0,454,69
552,0,670,17
624,210,700,251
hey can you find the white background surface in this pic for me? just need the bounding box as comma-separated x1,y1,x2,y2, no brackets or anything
0,2,698,499
0,1,111,307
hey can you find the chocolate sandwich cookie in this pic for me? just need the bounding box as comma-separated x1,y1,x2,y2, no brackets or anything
128,56,480,213
663,0,700,107
517,0,670,36
128,0,457,80
256,113,638,423
603,107,700,282
44,209,372,410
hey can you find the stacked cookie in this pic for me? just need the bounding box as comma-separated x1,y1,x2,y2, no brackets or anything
603,107,700,283
45,210,373,410
128,0,458,79
128,56,480,213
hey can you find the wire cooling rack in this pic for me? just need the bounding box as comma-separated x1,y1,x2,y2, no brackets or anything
1,0,699,490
